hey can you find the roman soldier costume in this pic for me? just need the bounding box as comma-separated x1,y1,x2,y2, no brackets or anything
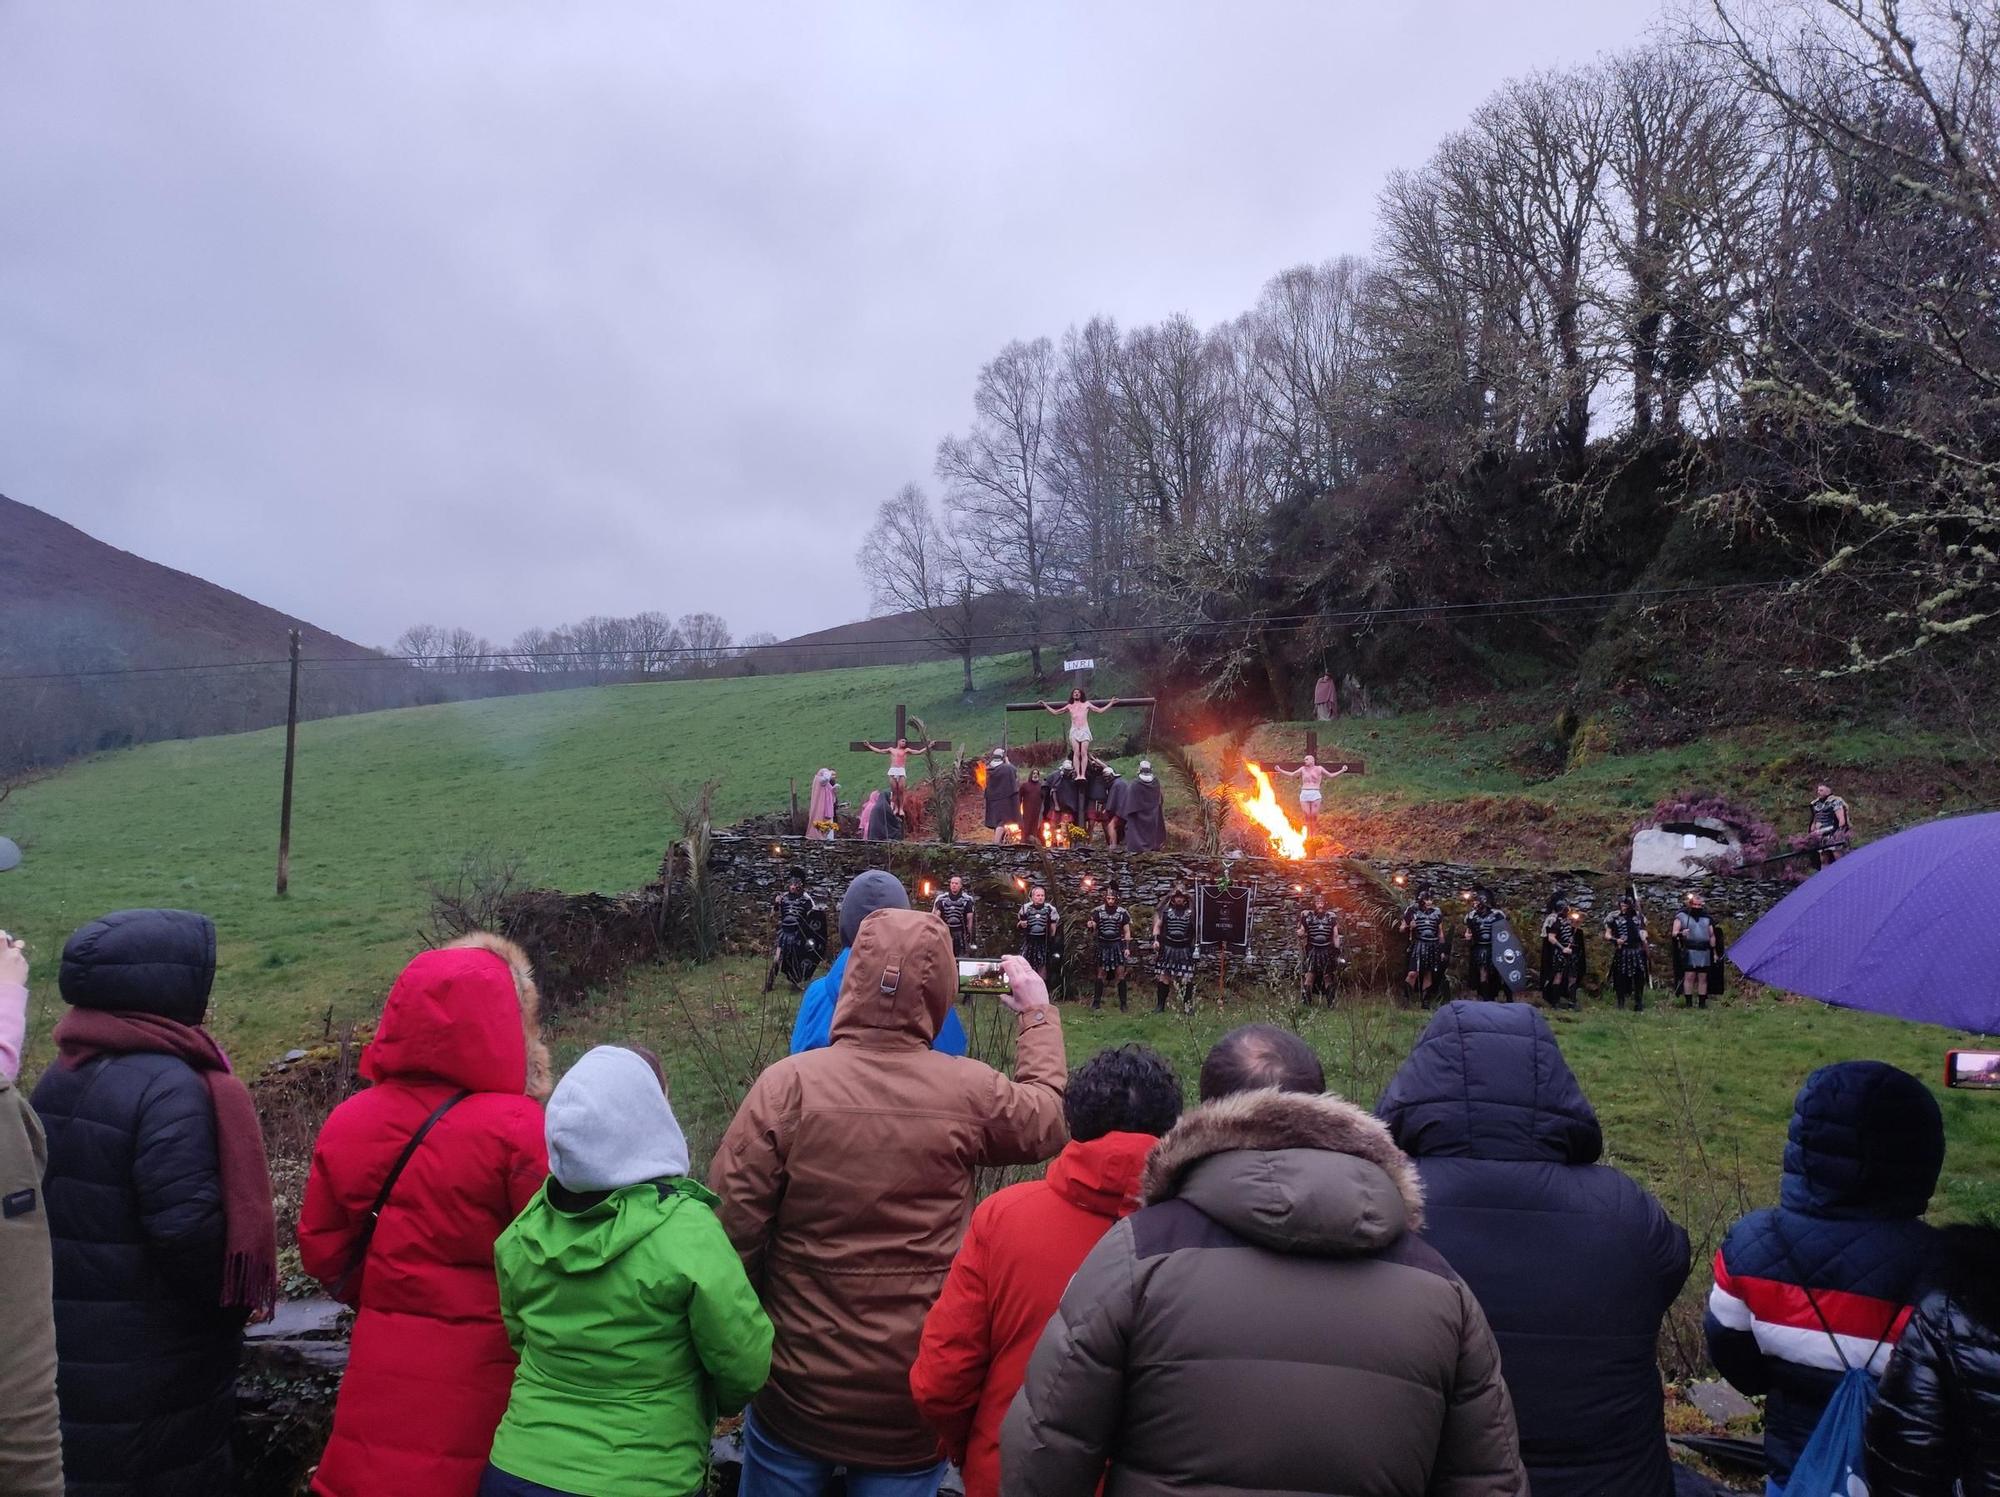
1605,907,1649,1010
1018,898,1060,976
1299,906,1341,1004
1091,903,1132,975
1153,896,1199,1012
932,888,976,956
772,887,821,987
1404,901,1446,982
1465,902,1507,999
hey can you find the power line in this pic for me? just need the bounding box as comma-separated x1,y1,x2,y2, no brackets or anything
0,578,1798,686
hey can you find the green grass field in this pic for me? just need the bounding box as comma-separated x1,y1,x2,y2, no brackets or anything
4,650,1997,1252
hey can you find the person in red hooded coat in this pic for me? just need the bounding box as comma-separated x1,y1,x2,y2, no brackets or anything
909,1045,1181,1497
299,933,552,1497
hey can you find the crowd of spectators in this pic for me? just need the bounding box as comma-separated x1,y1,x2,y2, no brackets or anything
0,877,1994,1496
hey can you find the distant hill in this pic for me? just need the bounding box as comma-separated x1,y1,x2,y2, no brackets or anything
0,493,417,771
0,491,1061,771
756,593,1038,673
0,492,379,669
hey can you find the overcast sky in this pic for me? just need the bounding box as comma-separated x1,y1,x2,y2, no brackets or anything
0,1,1665,649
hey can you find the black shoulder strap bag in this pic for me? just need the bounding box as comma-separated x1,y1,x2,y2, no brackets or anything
331,1088,471,1302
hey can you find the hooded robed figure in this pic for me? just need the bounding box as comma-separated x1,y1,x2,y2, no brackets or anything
806,769,838,840
983,752,1020,832
1116,761,1167,852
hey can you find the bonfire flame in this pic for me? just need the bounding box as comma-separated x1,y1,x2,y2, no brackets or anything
1234,762,1311,860
973,760,988,790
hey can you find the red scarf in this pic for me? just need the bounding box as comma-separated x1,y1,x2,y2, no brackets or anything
55,1008,279,1315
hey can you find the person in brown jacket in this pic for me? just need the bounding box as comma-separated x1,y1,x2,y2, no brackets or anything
710,907,1068,1497
1001,1071,1528,1496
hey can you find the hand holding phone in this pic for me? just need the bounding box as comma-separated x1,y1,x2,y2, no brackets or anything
997,955,1051,1014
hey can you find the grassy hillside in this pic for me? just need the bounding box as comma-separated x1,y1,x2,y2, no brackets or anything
1222,708,1999,867
2,651,1993,1081
11,649,2000,1336
0,653,1134,1065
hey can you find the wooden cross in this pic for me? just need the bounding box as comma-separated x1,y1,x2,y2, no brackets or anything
848,703,950,755
1271,730,1366,776
1002,696,1157,713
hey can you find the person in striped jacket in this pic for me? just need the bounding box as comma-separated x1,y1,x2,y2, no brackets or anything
1705,1061,1945,1494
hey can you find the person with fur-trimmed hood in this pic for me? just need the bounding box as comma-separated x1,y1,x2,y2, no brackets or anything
1003,1025,1527,1497
299,933,553,1497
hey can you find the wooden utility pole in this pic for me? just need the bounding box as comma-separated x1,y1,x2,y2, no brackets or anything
276,628,301,897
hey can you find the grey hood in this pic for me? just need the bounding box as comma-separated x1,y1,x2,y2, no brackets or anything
546,1045,690,1192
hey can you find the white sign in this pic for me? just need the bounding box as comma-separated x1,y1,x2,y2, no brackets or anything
1063,657,1097,672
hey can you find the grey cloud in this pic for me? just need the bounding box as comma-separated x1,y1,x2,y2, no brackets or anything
0,0,1662,647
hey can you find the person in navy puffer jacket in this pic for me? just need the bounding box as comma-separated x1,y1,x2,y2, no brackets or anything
1705,1060,1944,1494
1379,1002,1691,1497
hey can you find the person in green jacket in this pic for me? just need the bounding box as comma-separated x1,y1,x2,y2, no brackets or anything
481,1045,773,1497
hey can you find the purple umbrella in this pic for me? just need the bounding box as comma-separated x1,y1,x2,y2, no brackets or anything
1729,811,2000,1034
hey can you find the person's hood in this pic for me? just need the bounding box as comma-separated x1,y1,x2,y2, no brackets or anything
1046,1131,1156,1218
830,908,950,1048
60,909,216,1024
1376,1001,1602,1165
363,932,552,1098
1143,1088,1424,1255
512,1178,717,1273
1782,1060,1943,1219
546,1046,690,1192
839,869,910,945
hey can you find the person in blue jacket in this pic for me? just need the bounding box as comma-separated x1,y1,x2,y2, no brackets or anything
790,871,968,1056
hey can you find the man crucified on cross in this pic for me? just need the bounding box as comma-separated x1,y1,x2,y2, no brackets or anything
850,705,950,818
1040,688,1119,782
1272,731,1364,840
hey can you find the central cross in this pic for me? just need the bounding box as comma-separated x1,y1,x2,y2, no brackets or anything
1272,729,1367,776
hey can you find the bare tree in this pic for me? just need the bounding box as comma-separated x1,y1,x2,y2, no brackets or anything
1048,316,1139,626
629,611,683,675
936,338,1067,681
1601,47,1769,439
439,626,494,672
675,612,733,671
857,483,981,696
509,624,557,672
1116,314,1230,534
1245,257,1377,499
393,623,446,670
1692,0,2000,671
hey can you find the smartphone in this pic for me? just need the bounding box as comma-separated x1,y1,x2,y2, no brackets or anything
957,958,1010,996
1945,1049,2000,1089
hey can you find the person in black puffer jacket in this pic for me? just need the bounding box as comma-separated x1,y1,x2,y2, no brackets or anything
32,910,276,1497
1867,1224,2000,1495
1705,1061,1943,1494
1378,1001,1691,1497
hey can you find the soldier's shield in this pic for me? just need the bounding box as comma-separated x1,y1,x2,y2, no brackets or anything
1489,914,1532,997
